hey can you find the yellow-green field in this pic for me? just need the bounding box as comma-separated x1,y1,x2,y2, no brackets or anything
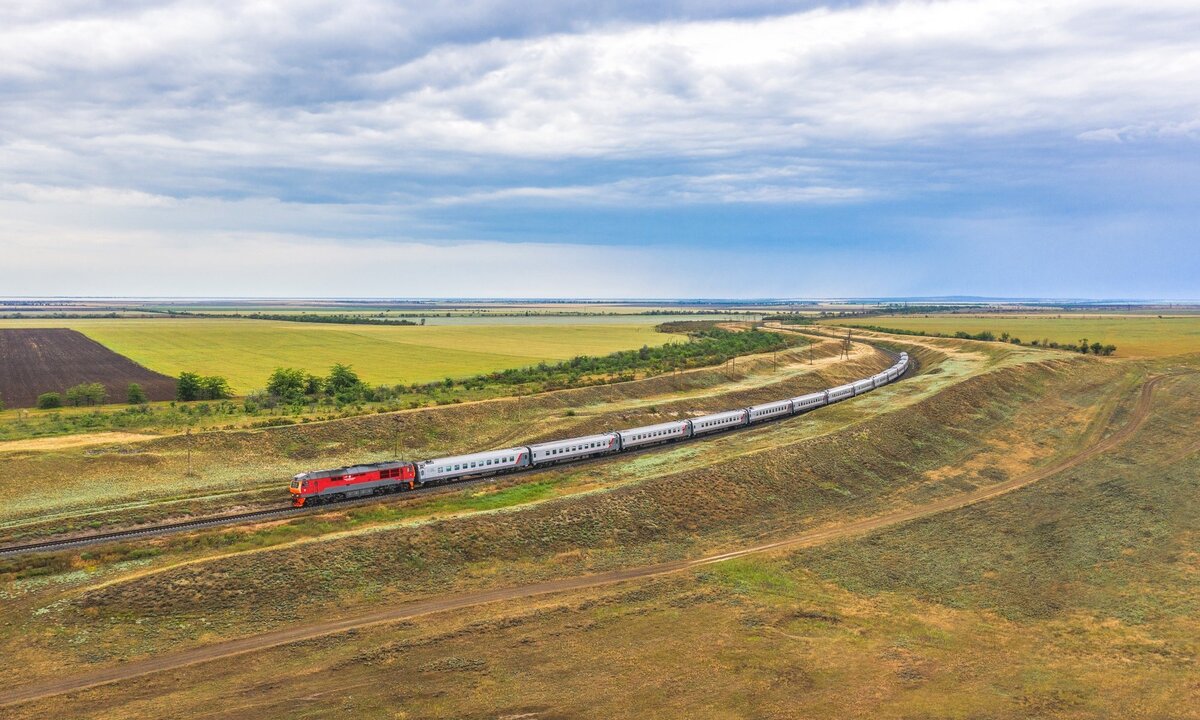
824,314,1200,357
0,319,684,393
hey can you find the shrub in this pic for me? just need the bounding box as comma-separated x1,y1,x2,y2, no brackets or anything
66,382,107,406
37,392,63,409
197,375,232,400
127,383,148,404
178,371,232,401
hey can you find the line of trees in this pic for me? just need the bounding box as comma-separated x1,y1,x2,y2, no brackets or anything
242,328,792,411
838,324,1118,356
34,381,154,409
465,327,790,389
152,310,419,326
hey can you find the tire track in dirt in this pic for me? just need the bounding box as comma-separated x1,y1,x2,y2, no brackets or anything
0,373,1178,709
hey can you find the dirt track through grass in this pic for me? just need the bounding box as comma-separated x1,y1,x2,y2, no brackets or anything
0,371,1177,709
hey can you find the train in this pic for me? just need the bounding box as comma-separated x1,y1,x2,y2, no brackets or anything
289,352,910,506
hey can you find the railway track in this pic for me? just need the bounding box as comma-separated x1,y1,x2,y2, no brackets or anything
1,345,911,558
0,369,1173,711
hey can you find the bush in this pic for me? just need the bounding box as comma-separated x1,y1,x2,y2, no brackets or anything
177,372,202,401
37,392,63,409
197,375,232,400
178,371,232,401
127,383,148,404
66,382,107,406
326,363,366,401
267,367,307,402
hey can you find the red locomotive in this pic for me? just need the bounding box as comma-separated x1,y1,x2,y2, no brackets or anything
290,461,416,506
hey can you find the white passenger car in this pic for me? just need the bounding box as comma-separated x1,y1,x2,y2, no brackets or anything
416,446,530,483
747,399,794,424
530,432,620,465
791,390,829,413
617,420,691,449
690,409,748,436
827,383,855,403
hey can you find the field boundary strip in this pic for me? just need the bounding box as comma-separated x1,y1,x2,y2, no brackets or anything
0,371,1179,709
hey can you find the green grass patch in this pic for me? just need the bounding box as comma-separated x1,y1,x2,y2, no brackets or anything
0,318,685,393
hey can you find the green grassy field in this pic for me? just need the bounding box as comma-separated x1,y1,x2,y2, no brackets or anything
8,336,1200,719
0,318,685,393
5,324,1200,719
824,314,1200,357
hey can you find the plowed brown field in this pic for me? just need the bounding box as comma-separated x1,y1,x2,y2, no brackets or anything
0,329,176,407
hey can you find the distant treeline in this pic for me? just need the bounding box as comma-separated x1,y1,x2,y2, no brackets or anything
841,324,1116,355
149,310,420,326
472,327,790,389
242,326,794,410
2,312,126,319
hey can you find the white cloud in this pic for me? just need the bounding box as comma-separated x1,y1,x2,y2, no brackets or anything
0,1,1198,298
430,166,869,206
0,183,177,207
3,0,1199,181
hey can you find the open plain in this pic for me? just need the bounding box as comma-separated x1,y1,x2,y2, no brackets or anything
0,318,686,394
825,313,1200,357
1,316,1197,718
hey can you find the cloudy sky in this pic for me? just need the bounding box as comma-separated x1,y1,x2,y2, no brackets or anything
2,0,1197,299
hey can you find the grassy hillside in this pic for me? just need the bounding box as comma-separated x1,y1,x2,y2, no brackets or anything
2,332,1197,719
0,337,870,526
823,314,1200,357
0,318,684,393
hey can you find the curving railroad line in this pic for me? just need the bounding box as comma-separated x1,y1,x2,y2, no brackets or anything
0,371,1177,710
0,346,909,558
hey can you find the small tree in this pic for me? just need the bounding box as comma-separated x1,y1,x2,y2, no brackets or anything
1090,341,1104,356
127,383,148,404
177,372,202,401
198,375,232,400
326,363,364,399
37,392,63,409
267,367,307,401
66,384,85,406
65,382,106,406
1078,338,1090,354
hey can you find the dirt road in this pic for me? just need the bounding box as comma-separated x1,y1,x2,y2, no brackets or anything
0,373,1175,709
